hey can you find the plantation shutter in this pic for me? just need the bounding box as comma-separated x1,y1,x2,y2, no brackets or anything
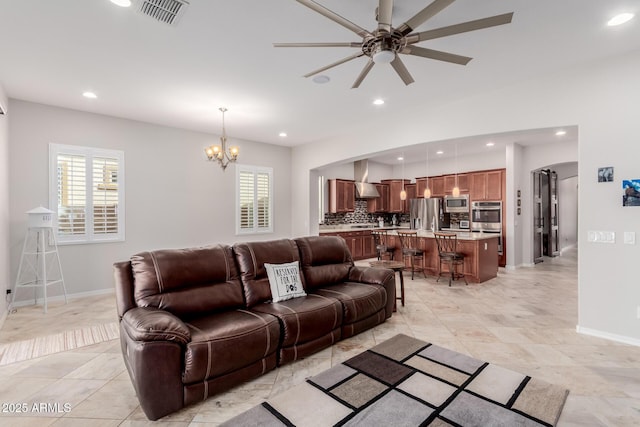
237,165,273,234
239,170,255,230
50,144,125,243
256,171,270,229
56,154,87,236
92,157,119,235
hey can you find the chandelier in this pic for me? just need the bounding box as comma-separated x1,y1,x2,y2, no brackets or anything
205,107,239,170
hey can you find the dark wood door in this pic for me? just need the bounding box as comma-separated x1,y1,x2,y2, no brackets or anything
533,171,544,263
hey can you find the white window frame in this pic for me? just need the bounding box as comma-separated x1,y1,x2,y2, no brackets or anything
236,164,274,235
49,143,125,244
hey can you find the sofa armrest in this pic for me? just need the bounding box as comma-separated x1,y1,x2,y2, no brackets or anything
348,266,396,318
121,307,191,345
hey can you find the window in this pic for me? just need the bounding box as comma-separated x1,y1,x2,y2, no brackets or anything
236,165,273,234
49,144,125,244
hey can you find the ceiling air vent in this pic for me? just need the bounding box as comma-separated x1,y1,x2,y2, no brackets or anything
137,0,189,26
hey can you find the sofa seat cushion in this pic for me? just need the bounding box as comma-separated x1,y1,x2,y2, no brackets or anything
312,283,387,325
251,294,342,348
182,310,280,384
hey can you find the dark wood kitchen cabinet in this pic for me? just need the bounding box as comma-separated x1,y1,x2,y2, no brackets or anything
404,184,416,212
381,179,411,213
322,230,376,260
367,183,390,213
470,170,503,201
444,174,469,195
430,176,445,197
328,179,355,213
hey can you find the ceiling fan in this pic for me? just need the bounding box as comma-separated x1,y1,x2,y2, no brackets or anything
274,0,513,88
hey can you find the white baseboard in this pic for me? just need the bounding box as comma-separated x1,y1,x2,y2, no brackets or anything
9,288,114,308
576,325,640,347
504,262,535,271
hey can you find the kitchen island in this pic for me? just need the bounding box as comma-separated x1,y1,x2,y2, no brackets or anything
387,230,499,283
320,226,499,283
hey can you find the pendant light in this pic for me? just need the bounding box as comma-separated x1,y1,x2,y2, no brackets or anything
399,154,407,201
452,143,460,197
424,146,431,198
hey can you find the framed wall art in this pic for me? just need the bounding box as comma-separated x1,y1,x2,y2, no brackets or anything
598,166,614,182
622,179,640,206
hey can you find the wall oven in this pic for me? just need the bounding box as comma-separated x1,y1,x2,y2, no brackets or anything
444,194,469,213
471,201,502,232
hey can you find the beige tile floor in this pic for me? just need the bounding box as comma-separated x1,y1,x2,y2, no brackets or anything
0,248,639,426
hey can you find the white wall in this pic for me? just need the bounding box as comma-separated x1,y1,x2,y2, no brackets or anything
8,100,292,300
400,150,505,180
0,84,9,319
292,50,640,344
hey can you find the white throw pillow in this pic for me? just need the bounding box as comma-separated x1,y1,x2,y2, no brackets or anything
264,261,306,302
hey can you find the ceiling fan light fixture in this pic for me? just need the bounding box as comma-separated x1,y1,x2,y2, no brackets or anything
372,49,396,64
312,75,330,84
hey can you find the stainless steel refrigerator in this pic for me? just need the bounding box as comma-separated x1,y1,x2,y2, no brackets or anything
409,198,442,231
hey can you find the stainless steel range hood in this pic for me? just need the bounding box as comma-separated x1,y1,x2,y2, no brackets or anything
354,160,380,198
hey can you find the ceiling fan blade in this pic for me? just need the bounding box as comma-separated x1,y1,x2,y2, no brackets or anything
303,52,365,78
401,46,472,65
390,56,415,85
352,59,375,89
295,0,372,38
274,42,362,48
407,12,514,43
397,0,455,36
377,0,394,34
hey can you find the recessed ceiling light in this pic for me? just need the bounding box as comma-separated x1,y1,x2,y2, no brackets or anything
608,13,634,26
555,130,567,136
436,150,444,155
110,0,132,7
312,75,330,84
486,142,495,147
373,99,385,105
279,132,287,137
82,91,97,99
397,156,404,161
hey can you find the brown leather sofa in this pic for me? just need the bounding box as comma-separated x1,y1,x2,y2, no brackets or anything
114,236,395,420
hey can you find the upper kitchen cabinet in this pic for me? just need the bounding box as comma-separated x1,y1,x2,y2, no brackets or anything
367,183,390,213
444,173,469,195
416,177,427,198
381,179,411,213
470,170,504,201
430,176,445,197
328,179,355,213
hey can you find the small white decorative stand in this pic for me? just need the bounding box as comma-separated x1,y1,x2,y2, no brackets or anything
11,207,67,313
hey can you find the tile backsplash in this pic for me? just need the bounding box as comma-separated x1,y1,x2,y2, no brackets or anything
323,200,409,225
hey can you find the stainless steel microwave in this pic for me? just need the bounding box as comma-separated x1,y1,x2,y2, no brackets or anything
444,194,469,213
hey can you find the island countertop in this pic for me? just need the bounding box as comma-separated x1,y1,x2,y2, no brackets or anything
386,229,500,241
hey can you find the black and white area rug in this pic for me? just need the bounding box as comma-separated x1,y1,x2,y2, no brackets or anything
222,334,570,426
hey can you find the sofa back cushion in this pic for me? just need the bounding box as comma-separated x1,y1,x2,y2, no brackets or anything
233,239,302,307
130,245,244,318
295,236,354,290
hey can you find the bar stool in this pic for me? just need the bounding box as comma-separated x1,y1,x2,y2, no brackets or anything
371,230,395,260
434,232,468,286
396,231,425,280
